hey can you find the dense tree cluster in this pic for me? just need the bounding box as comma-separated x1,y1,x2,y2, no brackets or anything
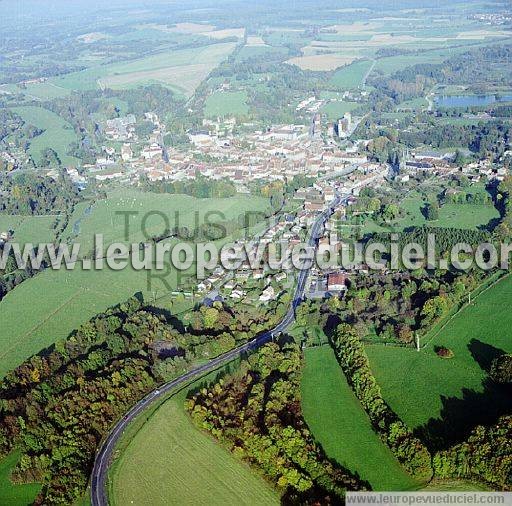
399,121,512,160
347,190,401,225
0,110,41,169
490,355,512,384
296,268,486,344
495,176,512,239
0,295,286,504
372,226,492,257
0,171,79,215
0,246,46,302
140,173,237,199
331,324,432,481
187,341,366,503
370,45,512,103
45,85,188,164
433,416,511,489
440,189,492,206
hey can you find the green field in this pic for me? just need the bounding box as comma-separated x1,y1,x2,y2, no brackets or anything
110,392,279,506
236,45,287,62
330,60,373,90
204,90,249,118
11,106,79,166
0,214,59,246
372,41,503,74
50,43,236,96
62,189,268,254
362,194,499,235
301,346,420,491
0,452,41,505
0,190,269,378
321,100,359,121
436,203,499,229
0,81,71,100
366,274,512,441
397,97,429,111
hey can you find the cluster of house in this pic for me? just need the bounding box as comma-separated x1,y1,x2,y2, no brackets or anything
0,145,30,170
195,166,388,305
54,104,389,191
468,12,512,25
403,150,510,183
197,217,300,304
139,122,375,185
103,115,137,142
78,112,167,182
0,231,12,246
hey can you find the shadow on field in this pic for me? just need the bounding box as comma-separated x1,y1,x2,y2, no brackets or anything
414,339,511,451
468,338,505,372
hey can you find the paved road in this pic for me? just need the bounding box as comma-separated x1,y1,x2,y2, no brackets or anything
90,195,346,506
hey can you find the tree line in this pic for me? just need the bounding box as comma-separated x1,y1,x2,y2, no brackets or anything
330,324,432,481
0,294,289,504
187,340,367,503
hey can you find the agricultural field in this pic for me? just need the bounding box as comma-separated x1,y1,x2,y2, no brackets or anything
0,190,269,378
366,273,512,441
287,54,357,72
110,391,279,506
236,45,287,62
61,189,268,255
49,43,237,97
204,90,249,118
10,106,79,166
330,60,374,90
288,16,512,78
361,192,499,235
0,452,41,505
264,29,312,48
1,81,71,100
320,100,359,121
301,346,421,491
0,214,59,246
397,97,429,111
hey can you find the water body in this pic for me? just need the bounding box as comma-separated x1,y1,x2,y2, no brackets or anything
435,94,512,108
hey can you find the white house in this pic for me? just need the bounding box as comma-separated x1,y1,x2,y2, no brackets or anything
259,285,275,302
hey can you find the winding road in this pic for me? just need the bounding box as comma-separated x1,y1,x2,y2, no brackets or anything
90,194,346,506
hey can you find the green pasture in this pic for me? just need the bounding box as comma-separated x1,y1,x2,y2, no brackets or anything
110,387,279,506
321,101,359,121
11,106,80,166
49,43,236,96
0,214,59,246
0,451,41,506
301,346,421,491
204,90,249,118
330,60,373,90
366,274,512,443
0,190,269,378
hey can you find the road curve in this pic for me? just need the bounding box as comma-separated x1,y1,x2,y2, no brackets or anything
90,196,345,506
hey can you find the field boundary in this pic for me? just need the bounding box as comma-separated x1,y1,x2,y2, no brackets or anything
0,290,81,361
105,357,242,505
420,270,510,349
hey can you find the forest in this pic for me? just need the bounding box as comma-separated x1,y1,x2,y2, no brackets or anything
0,171,79,215
187,340,366,503
0,293,291,504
